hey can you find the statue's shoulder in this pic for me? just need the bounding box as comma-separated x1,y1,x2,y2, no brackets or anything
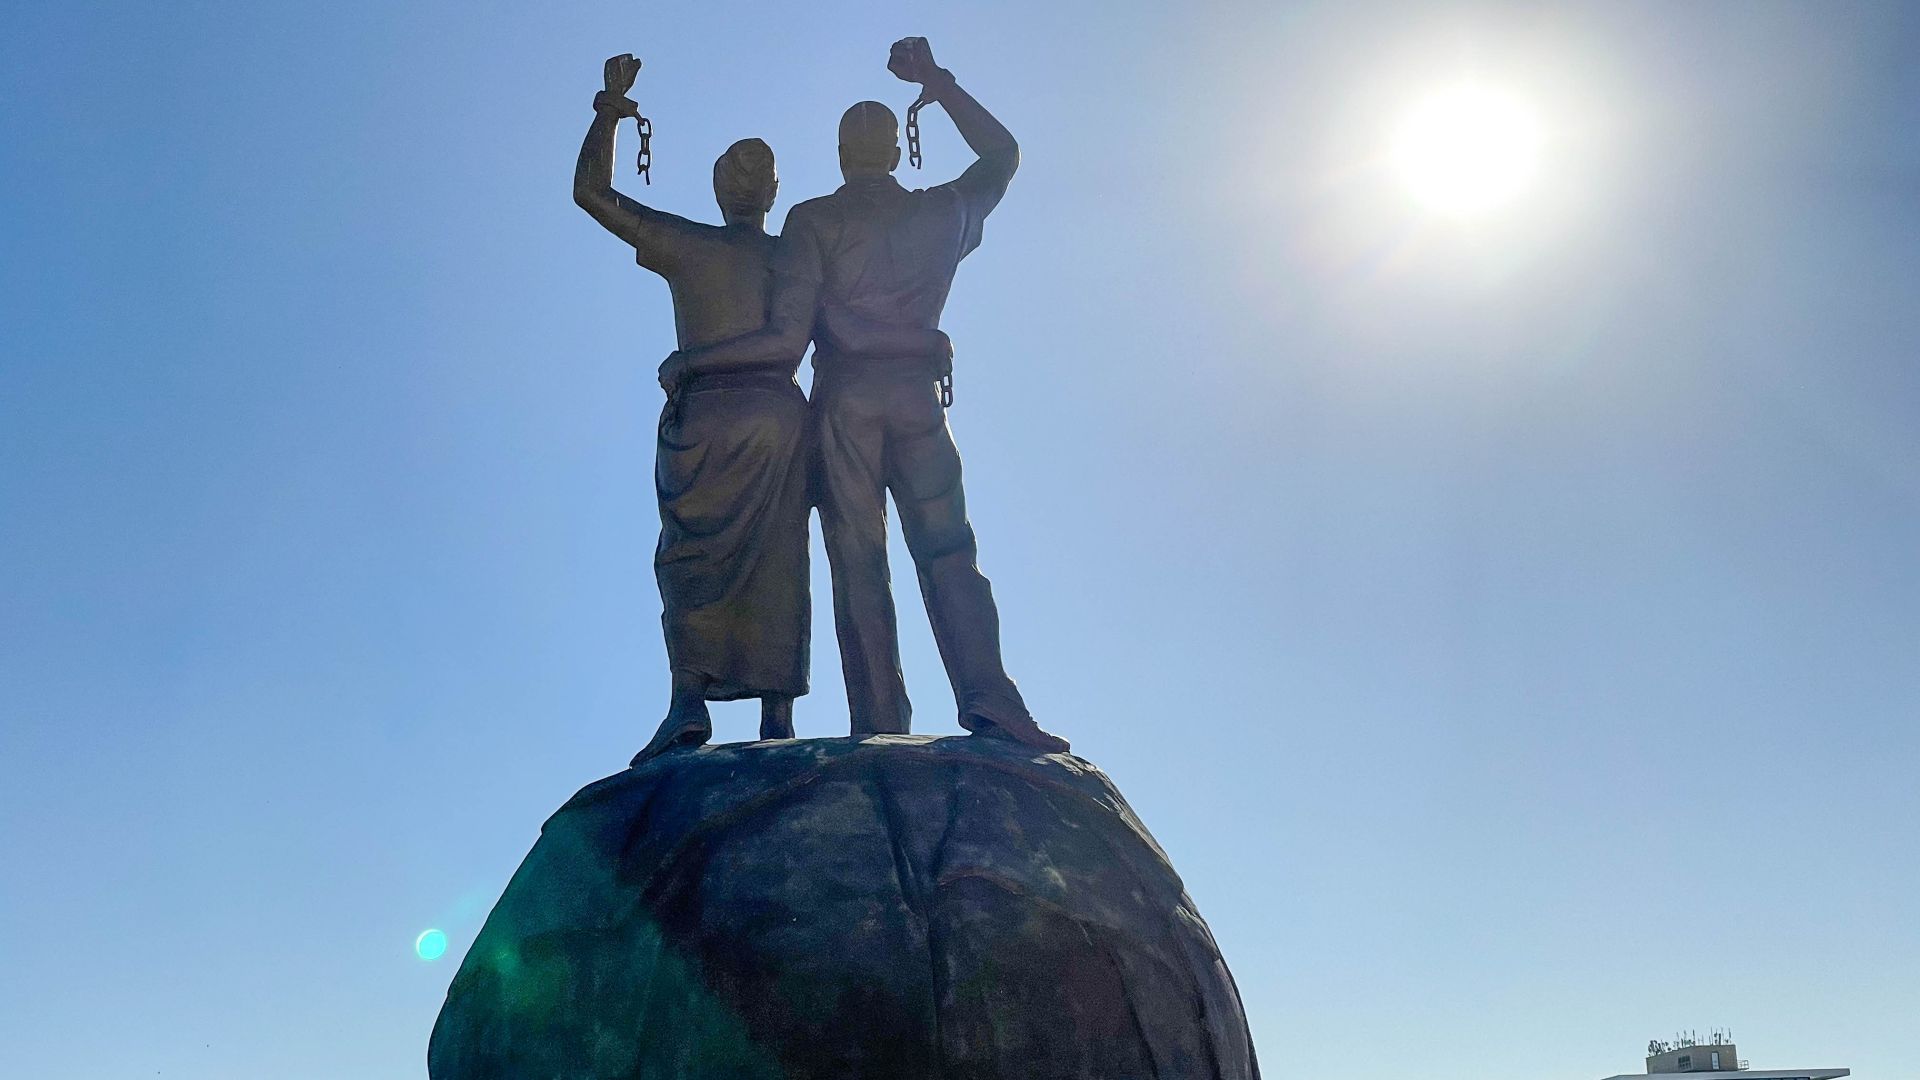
626,213,729,273
907,179,967,209
783,192,843,229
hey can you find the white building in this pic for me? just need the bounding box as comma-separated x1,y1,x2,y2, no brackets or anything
1597,1037,1848,1080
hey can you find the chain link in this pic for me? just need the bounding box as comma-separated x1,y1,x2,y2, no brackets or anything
636,115,653,184
907,90,945,402
905,95,926,169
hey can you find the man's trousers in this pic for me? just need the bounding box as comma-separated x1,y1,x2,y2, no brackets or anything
811,368,1032,736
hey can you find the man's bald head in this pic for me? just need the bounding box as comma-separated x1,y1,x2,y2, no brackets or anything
838,100,901,177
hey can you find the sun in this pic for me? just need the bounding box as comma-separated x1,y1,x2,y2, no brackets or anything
1391,83,1544,217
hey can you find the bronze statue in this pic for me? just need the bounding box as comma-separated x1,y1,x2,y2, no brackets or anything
666,39,1068,754
577,55,946,764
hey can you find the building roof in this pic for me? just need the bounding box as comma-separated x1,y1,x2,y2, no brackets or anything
1600,1072,1848,1080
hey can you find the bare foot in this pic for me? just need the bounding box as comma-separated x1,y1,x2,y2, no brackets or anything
630,700,712,767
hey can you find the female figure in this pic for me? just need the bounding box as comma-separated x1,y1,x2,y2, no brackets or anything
574,55,811,762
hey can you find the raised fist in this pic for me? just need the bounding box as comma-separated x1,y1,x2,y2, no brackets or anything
603,53,641,95
887,37,941,85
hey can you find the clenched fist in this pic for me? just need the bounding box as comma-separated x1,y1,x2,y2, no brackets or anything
603,53,641,95
887,37,942,86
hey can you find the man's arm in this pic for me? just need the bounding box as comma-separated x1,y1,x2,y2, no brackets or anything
891,38,1018,216
665,300,951,392
573,54,693,275
657,205,825,390
817,306,952,365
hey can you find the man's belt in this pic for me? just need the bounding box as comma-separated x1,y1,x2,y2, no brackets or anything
813,351,956,408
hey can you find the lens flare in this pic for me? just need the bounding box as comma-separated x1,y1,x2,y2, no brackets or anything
1392,83,1543,217
416,928,449,961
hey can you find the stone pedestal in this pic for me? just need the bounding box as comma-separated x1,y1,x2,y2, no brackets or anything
429,734,1260,1079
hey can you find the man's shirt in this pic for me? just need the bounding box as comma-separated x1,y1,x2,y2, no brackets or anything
769,154,1014,357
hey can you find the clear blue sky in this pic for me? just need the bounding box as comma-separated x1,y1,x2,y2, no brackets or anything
3,2,1916,1077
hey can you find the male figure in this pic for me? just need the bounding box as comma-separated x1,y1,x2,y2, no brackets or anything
669,39,1067,753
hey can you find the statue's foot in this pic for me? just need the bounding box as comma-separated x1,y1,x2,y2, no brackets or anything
968,714,1071,755
759,695,795,741
630,707,712,768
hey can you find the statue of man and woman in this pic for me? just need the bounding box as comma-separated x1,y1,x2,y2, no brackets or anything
573,38,1067,764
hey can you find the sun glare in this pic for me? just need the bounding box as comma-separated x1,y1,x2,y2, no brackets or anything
1392,83,1543,217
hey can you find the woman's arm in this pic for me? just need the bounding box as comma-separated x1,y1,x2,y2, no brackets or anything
572,55,692,275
